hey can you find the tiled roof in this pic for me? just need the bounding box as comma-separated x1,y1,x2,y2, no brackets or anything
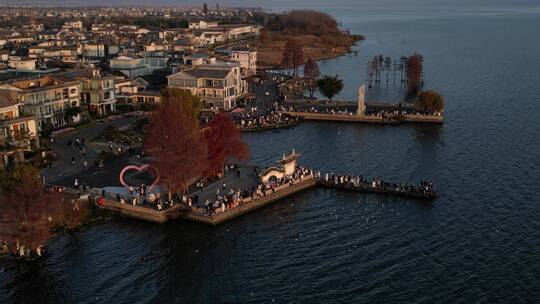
183,68,230,79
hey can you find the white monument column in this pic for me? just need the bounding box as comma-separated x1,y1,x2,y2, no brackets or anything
357,84,366,116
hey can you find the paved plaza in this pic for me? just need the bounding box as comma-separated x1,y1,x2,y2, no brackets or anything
191,165,260,208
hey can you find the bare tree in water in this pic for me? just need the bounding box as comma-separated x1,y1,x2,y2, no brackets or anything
303,58,320,98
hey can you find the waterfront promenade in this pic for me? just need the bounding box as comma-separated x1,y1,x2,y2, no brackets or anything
279,110,444,125
96,168,435,225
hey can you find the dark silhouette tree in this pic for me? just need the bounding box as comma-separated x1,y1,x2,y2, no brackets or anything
384,56,392,83
203,3,208,15
303,58,320,98
144,89,208,196
317,75,344,102
203,112,249,177
417,90,445,113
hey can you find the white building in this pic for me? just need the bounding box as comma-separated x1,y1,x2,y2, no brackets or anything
230,48,257,77
8,57,37,71
189,20,219,30
0,76,81,130
63,21,84,31
167,62,247,110
110,55,168,78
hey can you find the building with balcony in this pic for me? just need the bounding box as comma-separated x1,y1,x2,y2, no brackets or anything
230,48,257,77
82,42,107,59
0,75,81,130
63,21,84,31
167,62,247,110
0,96,39,167
53,69,117,117
28,46,78,62
83,74,116,116
110,55,168,78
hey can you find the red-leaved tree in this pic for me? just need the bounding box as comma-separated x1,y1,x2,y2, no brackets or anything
203,112,249,177
406,53,424,97
0,165,83,257
144,89,208,196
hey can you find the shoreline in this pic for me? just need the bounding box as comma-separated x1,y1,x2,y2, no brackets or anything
256,32,364,69
258,46,356,70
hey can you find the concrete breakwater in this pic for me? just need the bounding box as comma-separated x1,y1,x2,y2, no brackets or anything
279,84,444,125
183,176,318,225
97,172,435,225
279,111,444,124
318,179,436,200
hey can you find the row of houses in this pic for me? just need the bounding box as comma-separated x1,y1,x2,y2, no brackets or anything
0,14,261,167
0,70,116,130
0,49,256,132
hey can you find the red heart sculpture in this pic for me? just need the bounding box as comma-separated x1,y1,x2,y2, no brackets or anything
119,165,160,192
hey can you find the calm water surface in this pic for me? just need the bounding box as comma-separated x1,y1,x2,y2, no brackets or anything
2,5,540,303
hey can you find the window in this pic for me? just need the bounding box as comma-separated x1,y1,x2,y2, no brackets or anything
185,79,197,87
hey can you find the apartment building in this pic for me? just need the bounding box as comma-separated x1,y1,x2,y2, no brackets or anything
0,96,39,167
54,70,117,117
230,48,257,77
63,21,84,31
110,55,168,78
0,76,81,130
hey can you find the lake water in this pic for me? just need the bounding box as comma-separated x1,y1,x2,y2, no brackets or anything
2,4,540,303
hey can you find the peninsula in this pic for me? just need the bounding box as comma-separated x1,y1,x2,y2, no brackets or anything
255,10,365,68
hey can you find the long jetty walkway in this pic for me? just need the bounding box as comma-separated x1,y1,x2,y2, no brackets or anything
278,84,444,125
93,169,435,226
279,111,443,124
317,178,436,200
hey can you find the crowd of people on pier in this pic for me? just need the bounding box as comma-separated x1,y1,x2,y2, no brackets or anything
279,105,356,116
364,108,443,118
279,105,442,118
317,172,435,196
101,159,435,218
201,166,314,216
234,111,299,130
113,184,182,211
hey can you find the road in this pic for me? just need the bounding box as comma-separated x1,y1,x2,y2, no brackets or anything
42,117,139,184
246,72,283,115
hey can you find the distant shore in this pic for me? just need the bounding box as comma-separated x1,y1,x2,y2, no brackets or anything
254,10,365,68
256,34,364,69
